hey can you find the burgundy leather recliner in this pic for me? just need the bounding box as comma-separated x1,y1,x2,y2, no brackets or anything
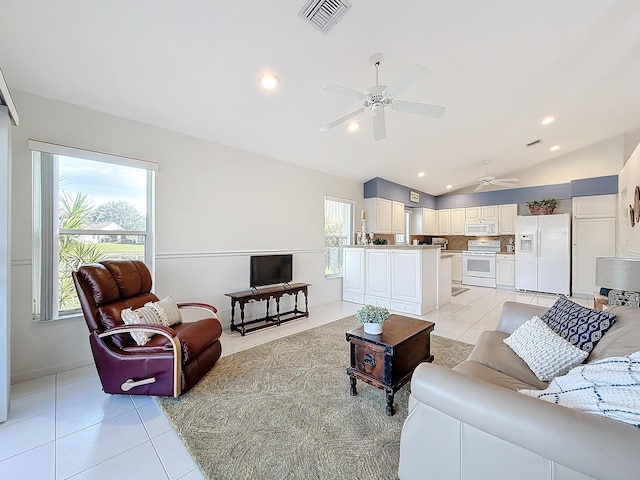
73,259,222,396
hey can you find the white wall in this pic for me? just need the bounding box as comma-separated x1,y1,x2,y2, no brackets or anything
617,142,640,257
507,136,625,189
10,90,363,382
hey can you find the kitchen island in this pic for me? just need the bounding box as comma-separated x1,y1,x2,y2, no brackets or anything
343,245,450,315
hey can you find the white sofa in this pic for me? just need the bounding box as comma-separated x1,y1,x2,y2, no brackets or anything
398,301,640,480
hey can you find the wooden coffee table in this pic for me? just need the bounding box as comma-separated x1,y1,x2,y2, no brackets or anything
345,314,435,416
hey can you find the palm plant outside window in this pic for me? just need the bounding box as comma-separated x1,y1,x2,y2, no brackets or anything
31,141,155,321
324,197,354,278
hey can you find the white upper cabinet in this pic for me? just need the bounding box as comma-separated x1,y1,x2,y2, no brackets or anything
410,208,438,235
364,197,392,233
364,198,405,234
450,208,465,235
465,206,480,222
572,195,616,218
392,201,405,234
438,209,451,235
481,205,499,220
498,204,517,234
466,205,499,222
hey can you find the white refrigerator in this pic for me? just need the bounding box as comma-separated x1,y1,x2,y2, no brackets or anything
515,213,571,295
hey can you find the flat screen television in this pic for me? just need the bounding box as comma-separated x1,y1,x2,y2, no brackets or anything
250,254,293,288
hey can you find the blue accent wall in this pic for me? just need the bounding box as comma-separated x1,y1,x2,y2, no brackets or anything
570,175,618,197
364,175,618,210
364,177,437,208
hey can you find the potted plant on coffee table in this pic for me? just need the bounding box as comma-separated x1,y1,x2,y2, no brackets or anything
527,197,560,215
356,305,390,335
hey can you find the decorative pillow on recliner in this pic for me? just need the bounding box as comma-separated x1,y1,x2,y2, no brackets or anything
541,296,616,352
121,304,168,346
145,295,183,326
503,316,588,381
519,351,640,427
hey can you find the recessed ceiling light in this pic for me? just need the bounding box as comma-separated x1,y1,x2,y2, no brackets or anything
550,145,560,152
258,73,279,90
542,116,555,125
417,172,425,178
346,121,360,132
446,185,452,189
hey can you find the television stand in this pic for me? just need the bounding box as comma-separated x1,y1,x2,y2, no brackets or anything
225,283,310,336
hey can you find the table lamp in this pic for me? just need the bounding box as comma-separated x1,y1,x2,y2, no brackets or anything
595,257,640,308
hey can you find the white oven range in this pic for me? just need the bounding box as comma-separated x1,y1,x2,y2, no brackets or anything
462,240,501,288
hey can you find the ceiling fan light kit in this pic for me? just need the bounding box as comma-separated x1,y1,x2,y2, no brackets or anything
321,53,446,140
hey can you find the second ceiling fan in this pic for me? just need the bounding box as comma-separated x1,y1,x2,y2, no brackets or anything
320,53,446,141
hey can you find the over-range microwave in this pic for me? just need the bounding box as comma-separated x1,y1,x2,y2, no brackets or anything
465,220,499,236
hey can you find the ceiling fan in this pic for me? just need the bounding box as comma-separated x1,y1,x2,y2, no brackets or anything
320,53,446,141
467,162,519,191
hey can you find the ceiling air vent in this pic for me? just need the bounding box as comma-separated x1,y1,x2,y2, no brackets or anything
299,0,352,35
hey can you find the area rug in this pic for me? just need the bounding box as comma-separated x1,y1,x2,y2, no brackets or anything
451,286,470,296
157,315,474,480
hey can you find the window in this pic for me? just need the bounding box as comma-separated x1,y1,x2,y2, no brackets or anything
324,197,354,278
394,210,411,245
31,141,156,321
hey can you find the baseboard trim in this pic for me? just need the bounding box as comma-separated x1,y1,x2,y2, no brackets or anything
11,358,95,385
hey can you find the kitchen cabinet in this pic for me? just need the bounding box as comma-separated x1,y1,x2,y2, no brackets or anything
496,254,515,288
365,249,391,306
572,195,616,296
572,218,615,295
364,197,392,233
451,252,462,283
466,205,499,222
573,194,616,218
438,209,451,235
450,208,465,235
342,247,365,304
392,201,405,234
343,246,444,315
364,198,404,234
438,255,452,307
410,208,438,235
499,204,517,234
390,249,440,315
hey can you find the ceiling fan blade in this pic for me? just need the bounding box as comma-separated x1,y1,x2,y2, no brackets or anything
322,84,366,99
372,106,386,141
320,107,366,132
491,181,517,188
392,100,446,118
383,64,430,98
495,177,519,182
474,183,485,192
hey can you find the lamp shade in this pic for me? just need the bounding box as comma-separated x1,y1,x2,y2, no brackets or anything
595,257,640,292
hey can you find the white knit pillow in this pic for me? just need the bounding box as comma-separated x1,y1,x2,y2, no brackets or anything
121,305,168,346
503,316,588,382
146,295,182,326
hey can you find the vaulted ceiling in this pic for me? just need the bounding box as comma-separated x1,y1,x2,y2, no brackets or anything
1,0,639,195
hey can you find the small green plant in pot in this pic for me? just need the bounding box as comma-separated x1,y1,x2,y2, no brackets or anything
356,304,390,335
527,198,560,215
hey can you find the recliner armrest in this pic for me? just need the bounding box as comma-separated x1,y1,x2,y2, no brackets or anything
409,363,640,480
177,302,218,316
99,324,177,338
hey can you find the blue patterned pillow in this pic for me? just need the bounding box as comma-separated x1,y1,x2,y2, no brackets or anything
541,297,616,352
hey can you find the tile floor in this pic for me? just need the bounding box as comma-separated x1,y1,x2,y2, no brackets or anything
0,286,591,479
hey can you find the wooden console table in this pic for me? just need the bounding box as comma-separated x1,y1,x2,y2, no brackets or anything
225,283,310,336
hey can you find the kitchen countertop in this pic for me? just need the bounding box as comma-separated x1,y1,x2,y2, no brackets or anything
442,249,515,254
344,245,441,249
